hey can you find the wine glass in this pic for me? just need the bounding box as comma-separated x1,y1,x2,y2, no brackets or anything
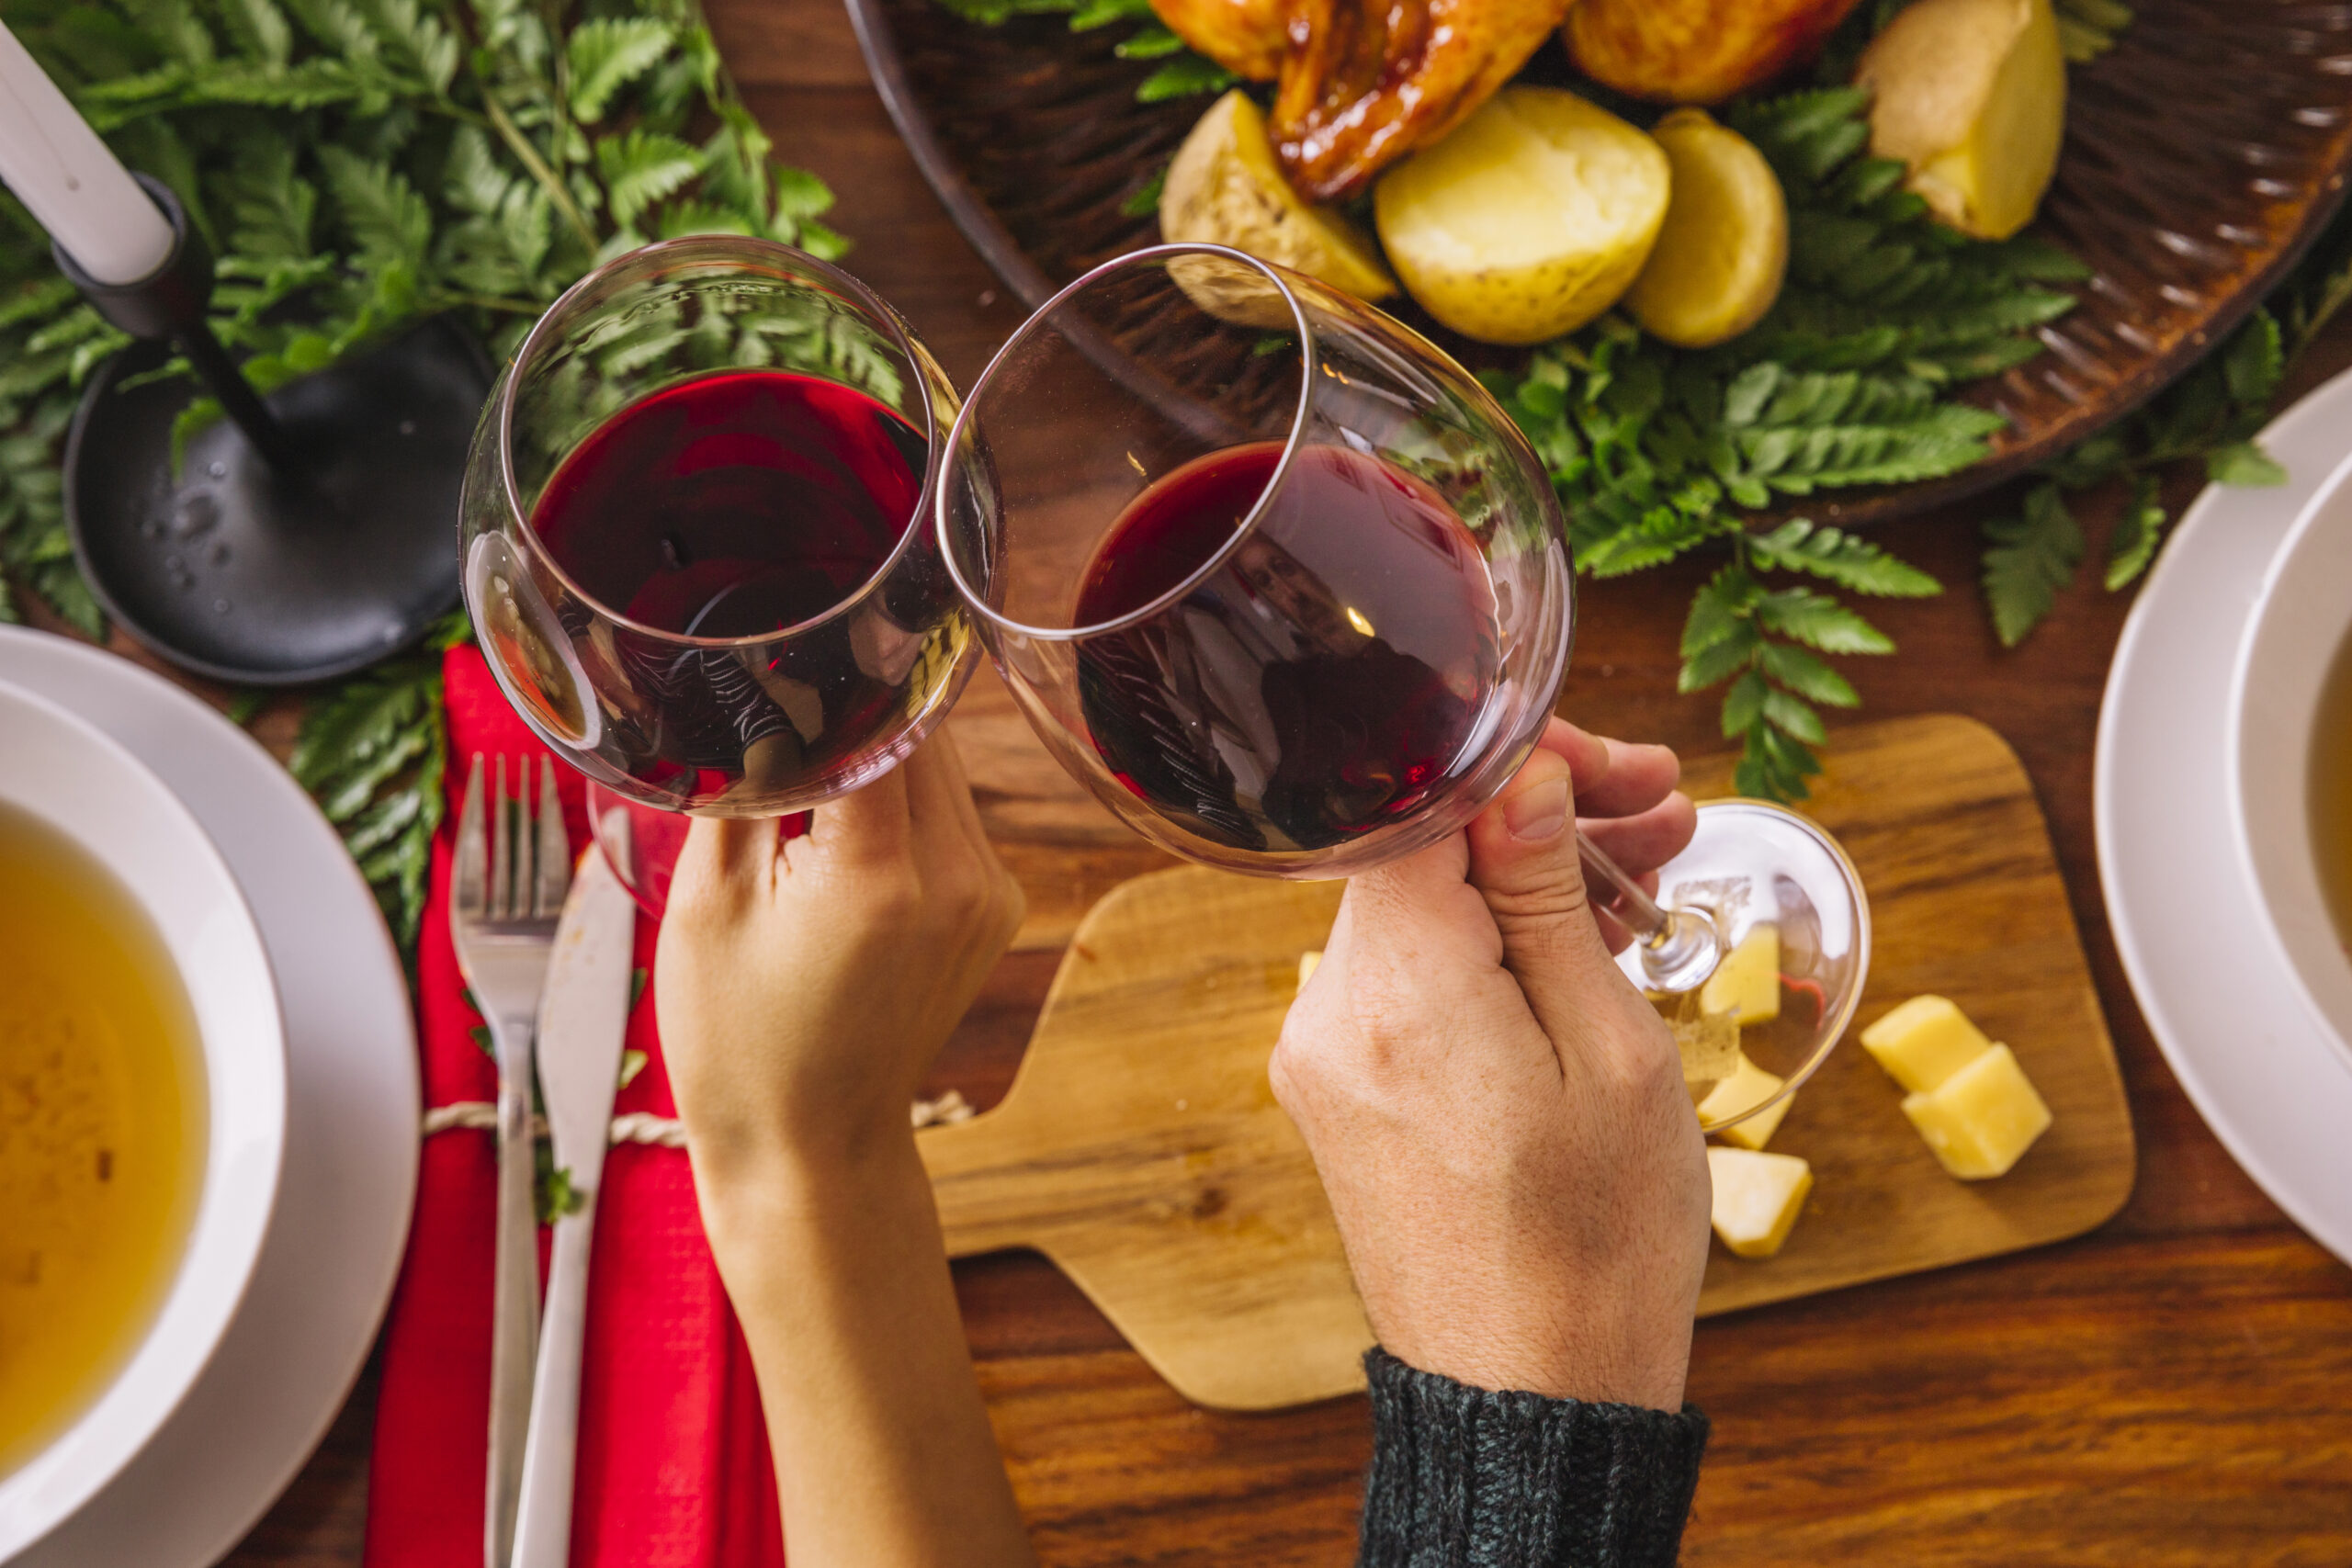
458,237,972,913
934,245,1868,1130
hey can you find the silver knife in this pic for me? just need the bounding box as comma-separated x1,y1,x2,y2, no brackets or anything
511,831,639,1568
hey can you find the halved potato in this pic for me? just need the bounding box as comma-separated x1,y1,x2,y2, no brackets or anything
1627,108,1787,347
1159,90,1398,313
1856,0,2066,241
1374,86,1670,345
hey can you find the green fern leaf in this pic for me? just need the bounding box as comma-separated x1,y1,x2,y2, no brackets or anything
1745,519,1941,596
317,145,431,267
770,165,834,222
1751,587,1894,654
2102,472,2165,592
219,0,292,68
1115,21,1186,57
568,17,673,122
597,130,702,231
1758,640,1860,706
1137,53,1237,101
1981,481,2084,647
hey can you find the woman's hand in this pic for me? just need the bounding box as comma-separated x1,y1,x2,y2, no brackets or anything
1272,718,1710,1411
656,733,1025,1190
654,734,1036,1568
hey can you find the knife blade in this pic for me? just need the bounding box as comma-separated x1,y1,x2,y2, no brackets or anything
512,831,638,1568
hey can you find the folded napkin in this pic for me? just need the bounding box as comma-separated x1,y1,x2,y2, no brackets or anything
365,645,786,1568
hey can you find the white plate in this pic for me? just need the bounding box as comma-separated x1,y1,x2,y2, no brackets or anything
2096,366,2352,1268
0,682,285,1558
0,627,419,1568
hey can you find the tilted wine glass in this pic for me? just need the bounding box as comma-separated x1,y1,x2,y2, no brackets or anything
934,245,1868,1129
458,237,972,912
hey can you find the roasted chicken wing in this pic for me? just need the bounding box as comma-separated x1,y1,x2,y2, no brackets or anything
1268,0,1578,203
1148,0,1286,82
1565,0,1866,105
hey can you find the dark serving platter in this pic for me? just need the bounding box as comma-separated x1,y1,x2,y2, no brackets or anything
847,0,2352,525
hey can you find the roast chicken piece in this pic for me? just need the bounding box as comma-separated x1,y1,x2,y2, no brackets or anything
1268,0,1578,203
1147,0,1286,81
1565,0,1867,104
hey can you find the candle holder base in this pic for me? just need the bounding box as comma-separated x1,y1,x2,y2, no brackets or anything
64,316,492,685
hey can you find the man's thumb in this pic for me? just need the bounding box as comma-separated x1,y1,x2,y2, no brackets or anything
1464,750,1623,1039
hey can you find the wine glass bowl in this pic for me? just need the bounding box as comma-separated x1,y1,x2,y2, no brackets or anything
1621,799,1872,1134
935,245,1576,878
458,236,973,830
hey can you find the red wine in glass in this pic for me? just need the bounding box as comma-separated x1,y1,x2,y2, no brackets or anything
1071,441,1502,853
526,367,948,908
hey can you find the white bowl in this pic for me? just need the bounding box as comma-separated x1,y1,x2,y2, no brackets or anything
0,680,286,1558
2228,450,2352,1070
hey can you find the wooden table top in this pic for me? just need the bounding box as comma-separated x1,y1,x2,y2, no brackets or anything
188,5,2352,1561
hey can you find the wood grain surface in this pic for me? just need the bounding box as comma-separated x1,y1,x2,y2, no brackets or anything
163,2,2352,1560
912,716,2135,1412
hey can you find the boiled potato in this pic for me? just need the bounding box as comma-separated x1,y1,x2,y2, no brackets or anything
1160,90,1397,314
1374,86,1670,345
1566,0,1867,106
1856,0,2066,241
1627,109,1787,347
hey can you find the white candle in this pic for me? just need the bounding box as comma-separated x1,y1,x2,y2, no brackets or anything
0,21,174,285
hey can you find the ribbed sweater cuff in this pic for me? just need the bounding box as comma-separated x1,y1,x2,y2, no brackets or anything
1355,1347,1709,1568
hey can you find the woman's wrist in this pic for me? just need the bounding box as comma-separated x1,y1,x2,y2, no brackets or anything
689,1122,933,1270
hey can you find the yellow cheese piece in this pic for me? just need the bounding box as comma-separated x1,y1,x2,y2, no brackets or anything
1860,994,1993,1093
1900,1043,2052,1179
1707,1146,1813,1259
1699,923,1781,1024
1661,1000,1742,1091
1297,950,1321,988
1698,1054,1790,1150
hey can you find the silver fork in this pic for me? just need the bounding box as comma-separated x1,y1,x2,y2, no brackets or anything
449,753,570,1568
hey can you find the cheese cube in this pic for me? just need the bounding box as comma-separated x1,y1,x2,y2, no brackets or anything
1698,1054,1791,1150
1860,994,1992,1094
1900,1043,2052,1179
1668,1005,1742,1090
1700,924,1781,1024
1707,1146,1813,1258
1297,950,1322,987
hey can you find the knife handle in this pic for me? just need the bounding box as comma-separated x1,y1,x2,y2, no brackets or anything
487,1021,541,1568
512,1186,598,1568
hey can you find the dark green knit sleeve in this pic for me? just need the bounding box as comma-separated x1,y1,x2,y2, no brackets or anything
1354,1348,1709,1568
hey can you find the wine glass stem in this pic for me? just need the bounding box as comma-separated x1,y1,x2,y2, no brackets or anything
1577,827,1670,940
1577,827,1724,994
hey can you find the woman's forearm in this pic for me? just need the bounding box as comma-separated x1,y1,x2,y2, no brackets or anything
695,1138,1036,1568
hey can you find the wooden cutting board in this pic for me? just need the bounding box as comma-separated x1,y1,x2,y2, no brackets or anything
916,714,2136,1411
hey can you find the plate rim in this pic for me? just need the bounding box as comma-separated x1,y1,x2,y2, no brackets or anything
843,0,2352,526
2094,364,2352,1269
0,626,420,1568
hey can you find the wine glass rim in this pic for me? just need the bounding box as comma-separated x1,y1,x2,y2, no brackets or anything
495,234,948,649
933,243,1318,643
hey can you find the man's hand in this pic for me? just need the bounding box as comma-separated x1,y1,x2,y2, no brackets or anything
1272,718,1710,1410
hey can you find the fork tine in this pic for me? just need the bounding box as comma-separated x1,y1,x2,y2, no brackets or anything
490,754,513,921
454,754,489,921
534,757,571,919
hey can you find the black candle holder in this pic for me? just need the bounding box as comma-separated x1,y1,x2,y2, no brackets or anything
59,175,493,684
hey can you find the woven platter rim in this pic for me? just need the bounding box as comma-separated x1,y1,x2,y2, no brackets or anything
844,0,2352,526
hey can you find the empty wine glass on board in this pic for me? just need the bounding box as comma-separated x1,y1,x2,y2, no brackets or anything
458,237,972,914
935,244,1868,1130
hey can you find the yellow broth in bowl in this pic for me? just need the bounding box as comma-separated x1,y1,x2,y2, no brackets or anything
2315,633,2352,954
0,799,204,1478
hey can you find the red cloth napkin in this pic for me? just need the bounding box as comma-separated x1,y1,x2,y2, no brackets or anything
365,646,786,1568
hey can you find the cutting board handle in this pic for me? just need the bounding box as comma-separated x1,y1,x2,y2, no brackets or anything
918,1106,1039,1258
